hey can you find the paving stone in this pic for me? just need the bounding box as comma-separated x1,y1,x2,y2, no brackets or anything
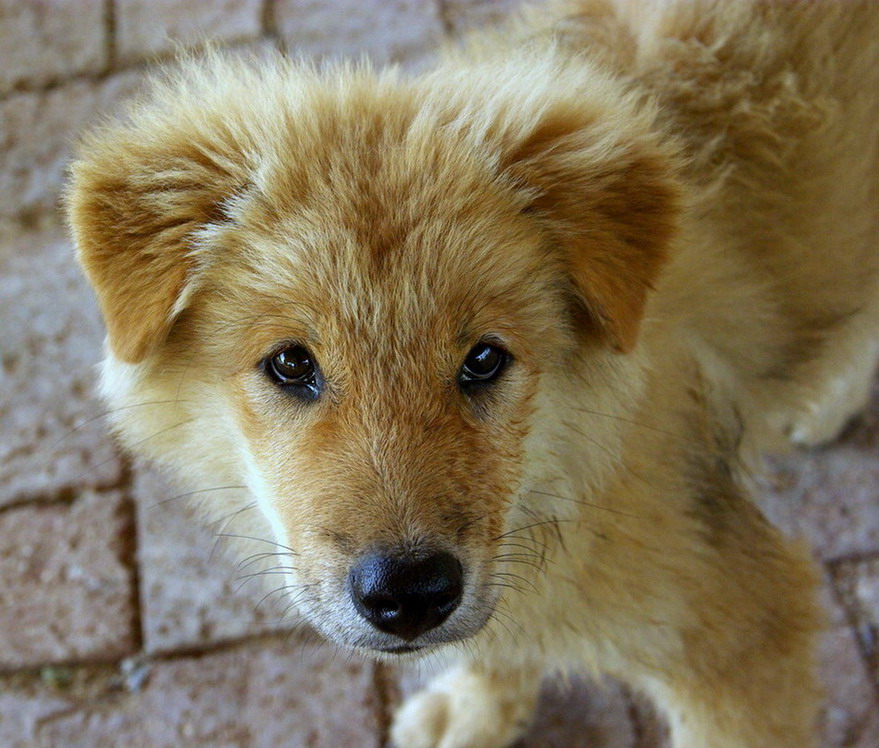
133,464,291,655
831,558,879,687
0,686,72,748
0,489,137,671
0,0,107,94
519,677,638,747
0,70,146,222
31,638,382,747
393,666,638,747
274,0,444,67
0,226,125,504
443,0,524,35
757,379,879,561
851,711,879,748
116,0,263,64
818,580,879,747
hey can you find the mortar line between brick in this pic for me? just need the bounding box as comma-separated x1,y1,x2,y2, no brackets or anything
148,629,309,663
435,0,457,38
373,662,397,747
0,35,261,103
115,454,146,653
0,628,300,680
823,561,879,707
261,0,276,38
0,468,135,515
825,549,879,568
104,0,117,71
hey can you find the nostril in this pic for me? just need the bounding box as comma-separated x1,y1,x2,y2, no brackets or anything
365,597,401,618
349,551,464,641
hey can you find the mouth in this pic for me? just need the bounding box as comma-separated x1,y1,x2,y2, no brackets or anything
375,644,427,655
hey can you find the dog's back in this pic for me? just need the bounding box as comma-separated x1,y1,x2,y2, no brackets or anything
507,0,879,448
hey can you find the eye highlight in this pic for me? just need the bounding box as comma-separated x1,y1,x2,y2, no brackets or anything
264,344,321,399
459,342,509,387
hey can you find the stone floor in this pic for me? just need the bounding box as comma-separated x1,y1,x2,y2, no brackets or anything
1,222,877,746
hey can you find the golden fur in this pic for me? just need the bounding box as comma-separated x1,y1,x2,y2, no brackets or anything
66,1,879,745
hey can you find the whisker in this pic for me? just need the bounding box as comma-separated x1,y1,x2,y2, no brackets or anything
560,418,657,491
493,518,572,541
148,484,247,510
208,502,259,561
237,550,300,571
49,399,195,450
527,488,639,518
69,418,194,484
213,532,298,554
568,405,698,445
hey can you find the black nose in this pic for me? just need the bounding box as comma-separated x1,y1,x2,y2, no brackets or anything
349,552,464,641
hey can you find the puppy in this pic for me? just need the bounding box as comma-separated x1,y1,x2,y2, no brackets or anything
66,1,879,745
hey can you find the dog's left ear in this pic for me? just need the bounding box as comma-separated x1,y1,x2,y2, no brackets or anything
502,105,681,352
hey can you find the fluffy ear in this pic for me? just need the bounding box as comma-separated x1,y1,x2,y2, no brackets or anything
66,119,248,363
502,104,681,352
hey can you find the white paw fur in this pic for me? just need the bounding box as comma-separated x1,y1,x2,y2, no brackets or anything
391,666,539,748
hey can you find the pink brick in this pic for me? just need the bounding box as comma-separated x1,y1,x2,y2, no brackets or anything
0,71,146,221
832,557,879,684
852,713,879,748
116,0,263,63
395,667,639,747
0,489,137,670
0,0,107,94
757,380,879,560
33,638,383,746
133,465,290,654
0,687,73,748
0,227,124,503
521,677,638,747
274,0,444,67
819,584,879,747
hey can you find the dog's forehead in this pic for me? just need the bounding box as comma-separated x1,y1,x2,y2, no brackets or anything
225,149,559,352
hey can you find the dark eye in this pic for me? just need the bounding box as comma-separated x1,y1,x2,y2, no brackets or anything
459,342,508,386
264,345,321,398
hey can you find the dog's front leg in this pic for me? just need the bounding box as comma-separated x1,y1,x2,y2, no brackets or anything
390,660,542,748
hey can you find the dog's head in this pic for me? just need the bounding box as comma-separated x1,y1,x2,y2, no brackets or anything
67,54,679,656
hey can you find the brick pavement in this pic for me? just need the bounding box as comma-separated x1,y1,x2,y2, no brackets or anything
1,1,877,746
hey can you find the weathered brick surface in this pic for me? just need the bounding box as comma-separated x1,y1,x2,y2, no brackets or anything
832,558,879,687
520,677,638,747
25,638,381,747
758,382,879,561
134,465,289,655
116,0,263,63
274,0,444,66
0,676,83,748
0,227,123,503
0,71,146,222
0,489,136,671
0,0,107,94
394,667,640,747
820,613,879,746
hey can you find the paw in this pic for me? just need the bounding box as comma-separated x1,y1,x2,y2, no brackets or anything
787,366,875,447
390,665,538,748
783,338,878,447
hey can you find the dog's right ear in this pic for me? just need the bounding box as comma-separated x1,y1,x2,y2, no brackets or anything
66,119,248,363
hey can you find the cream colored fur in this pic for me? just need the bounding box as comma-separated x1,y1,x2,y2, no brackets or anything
66,1,879,746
